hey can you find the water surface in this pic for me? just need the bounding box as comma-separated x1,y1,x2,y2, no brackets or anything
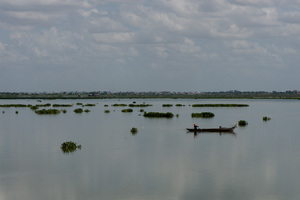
0,99,299,200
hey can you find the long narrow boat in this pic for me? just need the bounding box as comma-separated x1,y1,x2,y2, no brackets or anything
186,125,236,132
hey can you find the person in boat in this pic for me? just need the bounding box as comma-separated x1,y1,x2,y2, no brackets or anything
194,124,199,130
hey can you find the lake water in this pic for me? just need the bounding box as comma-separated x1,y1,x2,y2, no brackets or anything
0,98,299,200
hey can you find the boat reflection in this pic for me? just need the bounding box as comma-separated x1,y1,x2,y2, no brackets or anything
186,131,236,138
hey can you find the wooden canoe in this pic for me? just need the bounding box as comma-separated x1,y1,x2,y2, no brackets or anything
186,125,236,132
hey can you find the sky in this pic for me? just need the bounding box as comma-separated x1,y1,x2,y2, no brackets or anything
0,0,300,92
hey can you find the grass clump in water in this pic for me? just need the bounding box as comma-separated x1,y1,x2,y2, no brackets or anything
121,108,133,113
263,116,271,121
131,127,138,135
74,108,83,113
238,120,248,126
191,112,215,118
143,112,174,118
61,141,81,153
35,109,60,114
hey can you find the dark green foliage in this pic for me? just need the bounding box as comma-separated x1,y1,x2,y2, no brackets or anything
74,108,83,113
61,141,81,153
62,109,67,113
263,116,271,121
0,104,28,107
191,112,215,118
238,120,248,126
84,104,96,106
30,105,39,110
16,111,18,114
104,104,109,107
192,104,249,107
112,104,127,106
139,109,144,112
35,109,60,114
162,104,173,107
53,104,73,107
131,127,138,135
143,112,174,118
175,104,184,106
76,103,83,105
36,103,51,107
128,104,152,107
121,108,133,112
104,110,110,113
84,109,90,113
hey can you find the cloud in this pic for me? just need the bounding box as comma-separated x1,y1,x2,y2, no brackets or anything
0,0,300,91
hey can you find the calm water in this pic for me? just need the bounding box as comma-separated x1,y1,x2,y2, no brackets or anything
0,99,299,200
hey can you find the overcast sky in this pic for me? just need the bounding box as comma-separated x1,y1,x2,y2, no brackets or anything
0,0,300,92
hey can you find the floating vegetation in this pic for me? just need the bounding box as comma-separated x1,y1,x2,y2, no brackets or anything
192,104,249,107
176,114,179,117
112,104,127,107
0,104,29,107
104,110,110,113
121,108,133,113
62,109,67,113
36,103,51,107
84,109,90,113
30,105,39,110
104,104,109,107
238,120,248,126
263,116,271,121
74,108,83,113
143,112,174,118
76,103,83,105
139,109,144,112
128,104,152,107
191,112,215,118
61,141,81,153
35,109,60,114
175,104,184,107
16,111,18,114
131,127,138,135
162,104,173,107
84,104,96,106
53,104,73,107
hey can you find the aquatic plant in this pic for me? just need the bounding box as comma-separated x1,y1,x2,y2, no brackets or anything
104,110,110,113
143,112,174,118
238,120,248,126
162,104,173,107
76,103,83,105
0,104,28,107
175,104,184,106
35,109,60,114
16,111,18,114
84,109,90,113
263,116,271,121
121,108,133,112
131,127,138,134
128,104,152,107
112,104,127,107
61,141,81,153
53,104,73,107
74,108,83,113
104,104,109,107
62,109,67,113
84,104,96,106
191,112,215,118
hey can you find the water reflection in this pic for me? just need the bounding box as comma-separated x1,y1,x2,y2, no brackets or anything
186,131,236,138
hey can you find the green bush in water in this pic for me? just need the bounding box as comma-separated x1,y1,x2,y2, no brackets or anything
143,112,174,118
61,141,81,153
238,120,248,126
131,127,138,135
35,109,60,114
191,112,215,118
263,116,271,121
74,108,83,113
122,108,133,112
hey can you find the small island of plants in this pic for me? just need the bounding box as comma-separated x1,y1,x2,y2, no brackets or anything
238,120,248,126
191,112,215,118
143,112,174,118
35,109,60,114
263,116,271,121
61,141,81,153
